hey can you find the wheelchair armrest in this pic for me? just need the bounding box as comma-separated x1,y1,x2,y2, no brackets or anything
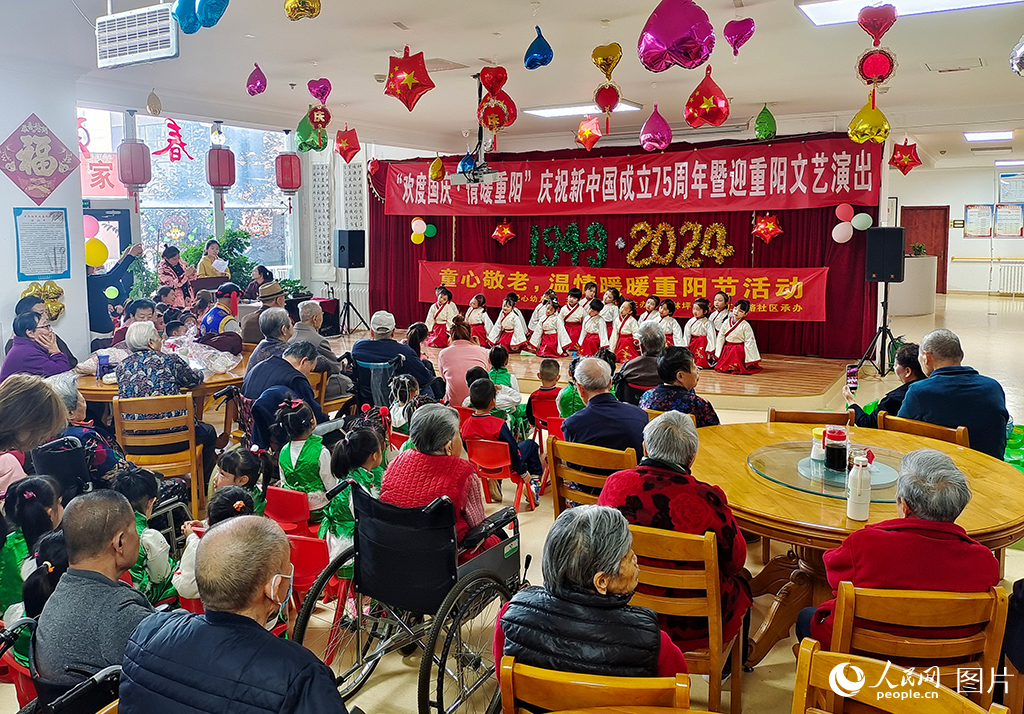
462,507,517,550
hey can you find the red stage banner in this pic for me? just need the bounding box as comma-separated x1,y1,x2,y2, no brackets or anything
388,138,881,216
419,261,828,322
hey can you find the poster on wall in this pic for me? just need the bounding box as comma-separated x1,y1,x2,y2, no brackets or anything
998,174,1024,204
964,204,994,238
14,207,70,281
995,204,1024,238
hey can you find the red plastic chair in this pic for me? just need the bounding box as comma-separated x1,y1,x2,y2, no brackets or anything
454,405,475,430
531,398,562,454
179,597,204,614
266,486,317,536
466,438,536,513
538,416,565,496
287,533,330,606
389,431,409,451
1,648,36,707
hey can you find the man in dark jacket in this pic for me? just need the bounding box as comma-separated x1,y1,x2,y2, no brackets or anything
563,357,649,459
614,321,664,403
897,329,1009,459
120,516,347,714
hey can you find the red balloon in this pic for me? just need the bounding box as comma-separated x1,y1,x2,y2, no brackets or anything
889,140,922,176
335,126,360,163
480,66,508,95
576,117,602,151
594,83,620,114
857,5,897,47
492,220,515,246
752,214,782,244
836,203,855,222
368,158,379,175
384,46,436,112
684,66,729,128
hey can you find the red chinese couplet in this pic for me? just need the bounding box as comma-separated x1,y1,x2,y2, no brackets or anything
419,262,828,322
387,138,881,217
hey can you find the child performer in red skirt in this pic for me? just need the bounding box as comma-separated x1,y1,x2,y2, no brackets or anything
425,287,459,348
583,281,598,306
529,302,572,357
682,297,715,368
714,299,762,374
609,299,640,363
638,294,661,323
653,299,684,346
465,293,493,346
578,299,609,356
559,287,585,349
487,295,528,353
600,287,622,323
708,290,730,337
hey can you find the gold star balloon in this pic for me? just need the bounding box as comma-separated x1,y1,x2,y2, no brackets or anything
384,46,436,112
684,66,730,128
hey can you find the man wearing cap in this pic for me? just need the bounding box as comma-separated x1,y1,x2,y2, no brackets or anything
352,311,435,393
241,280,287,344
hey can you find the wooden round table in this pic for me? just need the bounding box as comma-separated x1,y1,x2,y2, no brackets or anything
692,421,1024,667
77,371,244,404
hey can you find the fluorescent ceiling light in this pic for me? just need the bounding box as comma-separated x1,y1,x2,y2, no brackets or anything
523,100,643,119
964,130,1014,142
796,0,1024,26
995,160,1024,166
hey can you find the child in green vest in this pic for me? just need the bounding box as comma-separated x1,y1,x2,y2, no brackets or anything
486,345,529,441
322,428,384,562
273,398,337,524
213,448,273,515
112,466,177,604
558,355,587,418
0,478,63,618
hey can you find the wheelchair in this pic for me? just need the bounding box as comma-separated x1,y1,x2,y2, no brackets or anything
294,480,524,714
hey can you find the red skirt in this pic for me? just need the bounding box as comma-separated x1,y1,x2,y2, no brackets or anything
579,332,601,356
689,335,712,369
497,330,524,354
425,323,449,348
614,334,638,363
536,332,562,357
564,321,582,348
664,332,675,347
714,343,762,374
470,323,490,346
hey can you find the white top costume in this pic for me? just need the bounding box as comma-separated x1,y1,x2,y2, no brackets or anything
708,308,730,335
581,313,610,347
529,313,572,354
559,302,585,325
462,383,522,412
464,306,493,334
609,315,640,347
425,301,459,331
638,310,661,323
655,315,684,345
600,303,620,323
682,316,714,345
714,318,761,363
488,310,528,348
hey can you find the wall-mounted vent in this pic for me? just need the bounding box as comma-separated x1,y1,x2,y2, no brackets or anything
97,4,179,69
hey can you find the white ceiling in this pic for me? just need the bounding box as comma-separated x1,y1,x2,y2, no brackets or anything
2,0,1023,165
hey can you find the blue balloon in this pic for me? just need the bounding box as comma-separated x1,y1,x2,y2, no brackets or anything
524,26,553,70
196,0,230,27
173,0,201,34
457,152,476,174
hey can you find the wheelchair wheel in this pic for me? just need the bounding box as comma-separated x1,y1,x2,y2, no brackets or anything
417,570,511,714
294,547,394,700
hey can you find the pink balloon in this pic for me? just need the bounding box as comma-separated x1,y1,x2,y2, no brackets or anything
307,78,332,105
83,214,99,239
640,103,673,151
637,0,715,73
723,18,755,56
832,222,854,243
835,203,855,222
247,63,267,96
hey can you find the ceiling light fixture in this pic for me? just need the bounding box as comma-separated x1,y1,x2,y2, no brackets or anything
795,0,1023,26
964,130,1014,142
995,160,1024,166
523,99,643,119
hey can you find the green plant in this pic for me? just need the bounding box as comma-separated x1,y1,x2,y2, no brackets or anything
128,260,159,301
189,228,260,283
911,243,927,256
279,277,310,298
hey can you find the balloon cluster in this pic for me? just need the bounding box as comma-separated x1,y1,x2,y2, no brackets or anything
477,66,517,148
83,215,109,268
173,0,231,34
847,5,897,144
410,217,438,245
833,203,874,244
637,0,754,72
385,46,436,112
591,44,622,134
297,79,333,152
21,281,65,321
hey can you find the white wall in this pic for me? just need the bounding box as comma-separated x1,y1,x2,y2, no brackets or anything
888,166,1021,292
0,63,89,357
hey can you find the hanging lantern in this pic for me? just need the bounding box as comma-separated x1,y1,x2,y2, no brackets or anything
207,145,236,210
275,151,301,213
117,140,152,194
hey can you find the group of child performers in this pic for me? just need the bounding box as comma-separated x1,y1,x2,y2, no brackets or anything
669,292,761,374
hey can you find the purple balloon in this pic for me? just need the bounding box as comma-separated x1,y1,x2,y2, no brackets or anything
637,0,715,73
640,103,672,151
724,18,755,57
247,63,267,96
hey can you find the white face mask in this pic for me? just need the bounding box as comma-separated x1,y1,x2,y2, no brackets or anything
265,564,294,630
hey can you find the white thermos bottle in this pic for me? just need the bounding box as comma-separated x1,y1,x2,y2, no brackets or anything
846,455,871,522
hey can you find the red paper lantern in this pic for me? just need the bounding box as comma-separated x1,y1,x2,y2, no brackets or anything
275,152,301,195
206,146,236,193
594,82,621,134
117,140,152,193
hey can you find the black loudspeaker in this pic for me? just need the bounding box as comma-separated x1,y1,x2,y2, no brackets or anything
335,229,365,269
865,227,905,283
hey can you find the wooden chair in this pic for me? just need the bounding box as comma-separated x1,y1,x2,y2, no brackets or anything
768,407,856,426
629,526,742,713
308,370,354,417
97,702,118,714
1004,657,1023,714
499,655,690,714
793,638,1009,714
875,411,970,447
547,440,637,517
113,393,204,519
831,582,1008,709
644,409,696,426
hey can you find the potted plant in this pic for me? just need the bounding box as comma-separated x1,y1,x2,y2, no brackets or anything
910,243,927,256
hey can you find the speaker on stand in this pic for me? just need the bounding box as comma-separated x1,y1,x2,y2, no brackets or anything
857,227,906,376
335,229,369,334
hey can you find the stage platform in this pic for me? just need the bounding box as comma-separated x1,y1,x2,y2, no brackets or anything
327,330,848,412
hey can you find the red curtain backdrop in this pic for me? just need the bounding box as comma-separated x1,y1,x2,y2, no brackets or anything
369,132,877,359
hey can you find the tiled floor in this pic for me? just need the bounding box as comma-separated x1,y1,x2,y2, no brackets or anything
1,292,1020,713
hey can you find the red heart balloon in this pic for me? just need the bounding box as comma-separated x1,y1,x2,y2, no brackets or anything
480,66,507,95
857,5,897,47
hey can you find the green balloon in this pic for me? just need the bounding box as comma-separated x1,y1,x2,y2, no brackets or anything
754,104,777,141
296,113,328,153
104,286,119,299
424,224,438,238
851,213,874,231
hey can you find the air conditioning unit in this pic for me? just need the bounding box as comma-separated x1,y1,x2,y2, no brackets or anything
97,3,179,69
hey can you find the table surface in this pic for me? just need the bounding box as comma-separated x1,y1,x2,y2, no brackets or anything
693,422,1024,551
77,369,244,402
548,709,695,714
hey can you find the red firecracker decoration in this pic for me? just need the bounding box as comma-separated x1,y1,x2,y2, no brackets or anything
335,125,360,163
576,116,602,151
492,219,515,246
752,214,783,244
384,46,436,112
889,140,922,176
684,66,730,128
307,105,332,130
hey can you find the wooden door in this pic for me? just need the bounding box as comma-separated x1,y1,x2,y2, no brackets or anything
900,206,950,294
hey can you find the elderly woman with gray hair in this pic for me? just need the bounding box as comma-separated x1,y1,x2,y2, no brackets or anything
598,412,749,652
380,403,497,561
799,448,999,649
494,505,687,677
45,372,129,486
116,321,218,485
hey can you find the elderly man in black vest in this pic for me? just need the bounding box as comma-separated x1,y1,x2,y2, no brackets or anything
493,505,687,677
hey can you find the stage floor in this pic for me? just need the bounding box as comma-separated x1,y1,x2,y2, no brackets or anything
327,330,848,412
